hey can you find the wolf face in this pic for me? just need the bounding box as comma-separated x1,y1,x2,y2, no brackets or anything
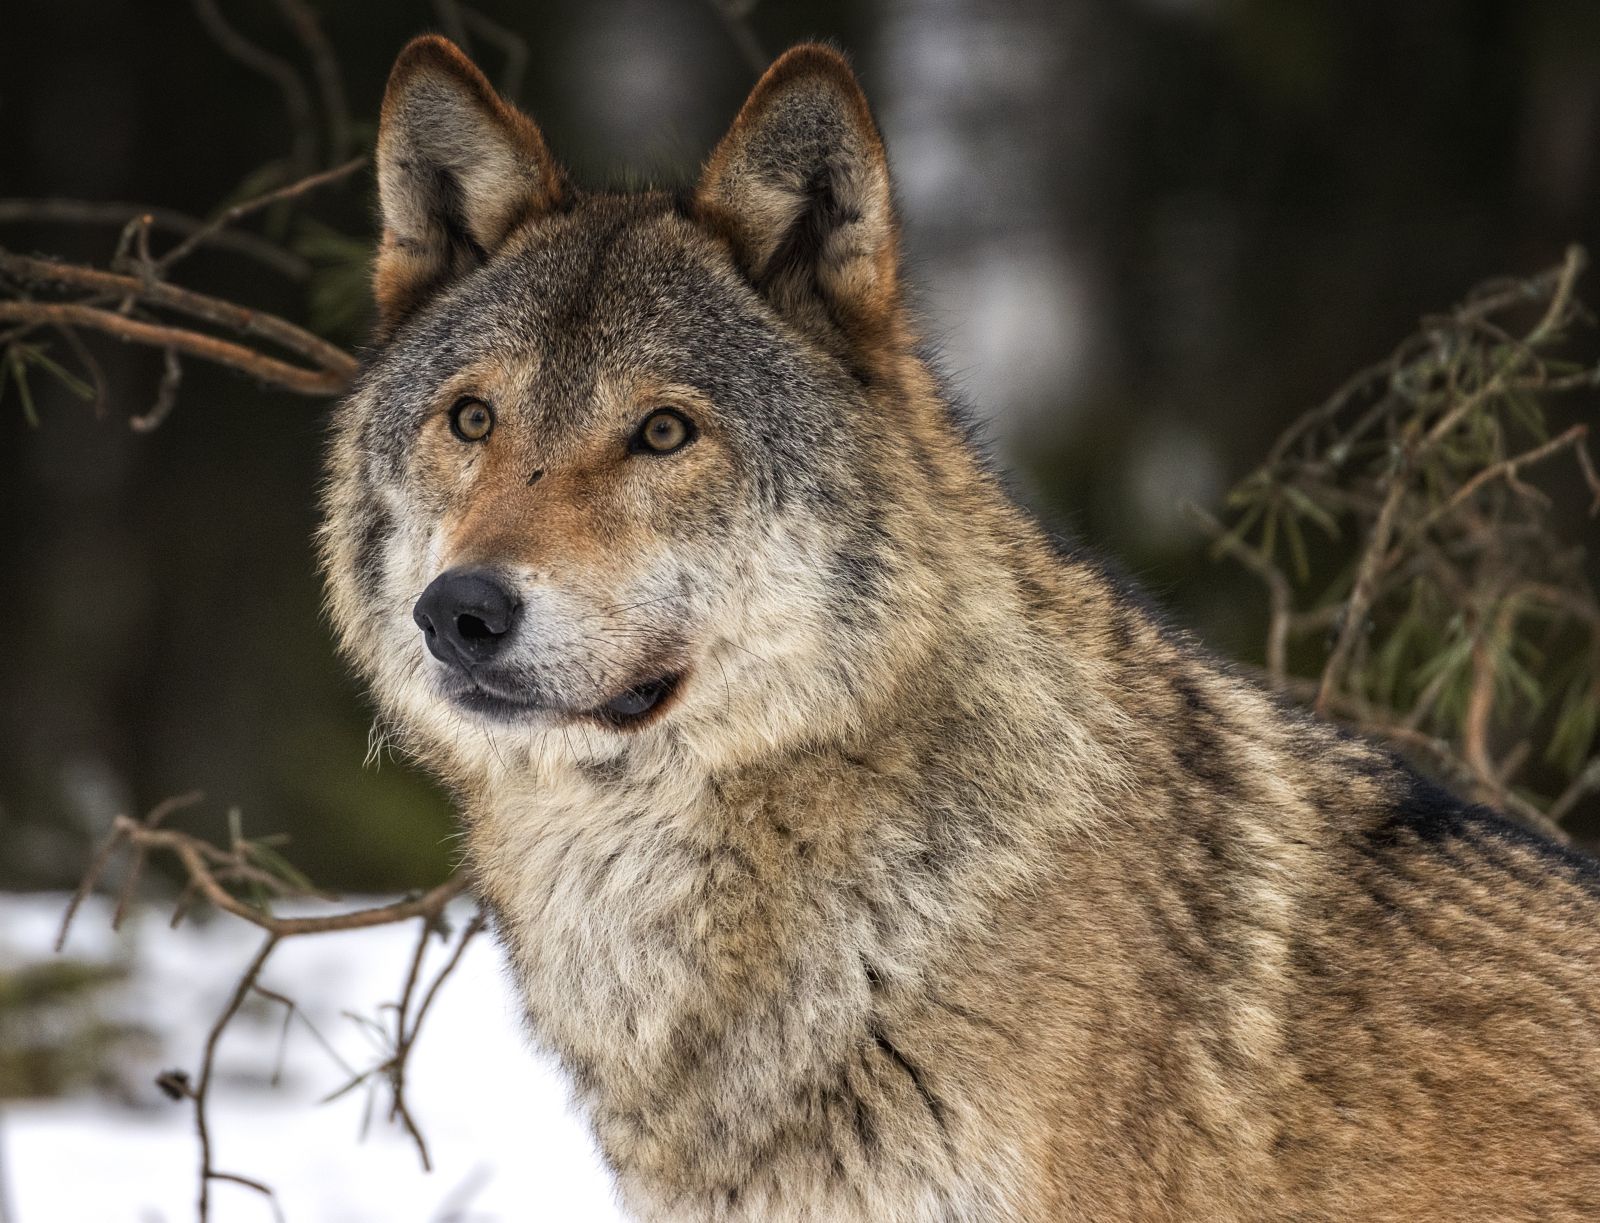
322,39,944,782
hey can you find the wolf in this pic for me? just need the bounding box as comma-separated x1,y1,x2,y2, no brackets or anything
319,34,1600,1222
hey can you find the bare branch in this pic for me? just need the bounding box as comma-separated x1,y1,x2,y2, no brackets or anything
1209,246,1598,833
0,301,348,396
254,985,360,1084
155,155,367,278
59,796,480,1216
1187,502,1294,686
273,0,353,165
131,347,185,432
1549,757,1600,824
1266,354,1396,470
1462,602,1513,787
195,932,280,1221
55,823,130,952
1313,245,1591,716
193,0,318,176
110,817,467,934
1313,477,1405,715
3,249,356,380
394,913,485,1168
0,199,310,279
1400,424,1594,545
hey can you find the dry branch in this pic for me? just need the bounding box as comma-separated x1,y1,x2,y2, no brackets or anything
0,301,347,396
1188,503,1294,685
1,156,364,420
57,797,476,1221
2,251,355,377
273,0,353,166
1207,245,1600,831
193,0,318,176
1314,246,1588,714
154,155,365,277
0,198,310,278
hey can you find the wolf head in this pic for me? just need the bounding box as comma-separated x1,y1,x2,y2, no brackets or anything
321,36,986,783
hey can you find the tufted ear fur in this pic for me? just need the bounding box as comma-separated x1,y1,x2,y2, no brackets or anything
373,35,565,335
695,45,902,365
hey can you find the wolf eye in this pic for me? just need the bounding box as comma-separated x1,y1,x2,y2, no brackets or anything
630,408,695,455
449,397,494,442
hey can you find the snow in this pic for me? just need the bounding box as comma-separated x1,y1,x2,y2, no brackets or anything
1,893,627,1222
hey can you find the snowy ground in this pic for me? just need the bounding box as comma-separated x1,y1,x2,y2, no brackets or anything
1,893,627,1222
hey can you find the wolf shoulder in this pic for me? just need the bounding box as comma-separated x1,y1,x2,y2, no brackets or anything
1333,770,1600,961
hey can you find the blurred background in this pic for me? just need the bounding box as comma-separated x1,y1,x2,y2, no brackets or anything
2,0,1599,1218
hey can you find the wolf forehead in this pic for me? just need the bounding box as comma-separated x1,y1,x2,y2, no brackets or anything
350,195,864,473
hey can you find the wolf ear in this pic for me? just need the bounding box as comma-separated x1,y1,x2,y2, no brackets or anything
373,35,565,335
695,45,902,360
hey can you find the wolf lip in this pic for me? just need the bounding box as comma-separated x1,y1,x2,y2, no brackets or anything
594,674,680,727
450,684,544,721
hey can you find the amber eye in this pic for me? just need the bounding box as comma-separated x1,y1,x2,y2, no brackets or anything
630,408,696,456
449,397,494,442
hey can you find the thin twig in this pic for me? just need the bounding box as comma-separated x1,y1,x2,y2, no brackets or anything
1266,354,1395,469
1,249,355,379
1213,247,1597,835
1398,424,1593,546
59,795,478,1216
58,803,465,948
1548,757,1600,824
1462,600,1517,787
195,931,279,1221
1187,502,1294,685
1313,246,1589,715
0,301,348,396
131,347,185,432
155,156,366,277
0,199,310,278
1314,478,1406,715
192,0,318,176
254,985,361,1083
54,824,126,953
123,818,468,934
273,0,352,166
390,912,486,1171
208,1171,285,1223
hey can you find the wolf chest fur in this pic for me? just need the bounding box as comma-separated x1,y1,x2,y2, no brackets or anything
320,35,1600,1222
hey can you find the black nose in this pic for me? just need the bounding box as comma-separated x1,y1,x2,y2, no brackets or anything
413,570,521,669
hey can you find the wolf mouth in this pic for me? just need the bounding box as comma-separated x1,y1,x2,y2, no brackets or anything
444,671,684,729
448,684,546,722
